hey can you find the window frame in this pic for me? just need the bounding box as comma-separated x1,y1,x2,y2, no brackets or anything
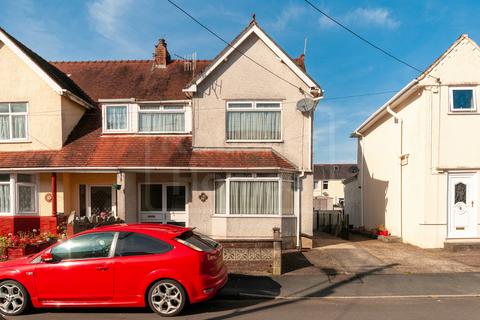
16,174,37,214
102,104,130,133
0,102,29,143
226,100,283,142
138,182,188,225
322,180,329,190
214,173,295,217
449,87,477,112
0,173,38,216
137,104,187,134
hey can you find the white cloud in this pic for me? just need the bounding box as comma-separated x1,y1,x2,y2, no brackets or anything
319,7,400,30
268,4,306,31
87,0,133,43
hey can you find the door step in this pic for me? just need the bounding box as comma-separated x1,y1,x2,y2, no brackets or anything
444,239,480,252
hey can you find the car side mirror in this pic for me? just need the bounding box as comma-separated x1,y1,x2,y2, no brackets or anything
41,252,54,263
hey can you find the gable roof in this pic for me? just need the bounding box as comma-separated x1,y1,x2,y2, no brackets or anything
314,164,358,180
183,20,321,96
353,34,479,135
0,27,94,109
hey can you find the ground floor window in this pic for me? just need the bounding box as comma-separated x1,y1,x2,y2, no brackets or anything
0,173,37,215
139,183,187,225
215,173,295,216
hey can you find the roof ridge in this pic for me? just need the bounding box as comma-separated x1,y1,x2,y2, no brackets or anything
50,59,212,64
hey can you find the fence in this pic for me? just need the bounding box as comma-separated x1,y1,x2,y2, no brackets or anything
314,210,350,239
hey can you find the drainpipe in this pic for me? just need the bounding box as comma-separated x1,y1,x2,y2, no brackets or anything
354,131,365,227
296,170,306,249
51,173,57,217
386,106,403,239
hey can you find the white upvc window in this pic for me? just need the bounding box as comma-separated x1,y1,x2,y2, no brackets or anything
138,105,186,133
0,173,37,216
449,87,477,112
103,105,129,132
0,102,28,142
215,173,294,216
226,101,282,141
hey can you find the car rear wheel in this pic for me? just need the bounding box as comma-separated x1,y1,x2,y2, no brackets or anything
148,279,186,317
0,280,29,316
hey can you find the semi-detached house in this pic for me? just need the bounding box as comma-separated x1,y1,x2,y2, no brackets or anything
0,19,322,248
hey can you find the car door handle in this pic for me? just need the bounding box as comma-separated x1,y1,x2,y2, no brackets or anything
96,265,109,271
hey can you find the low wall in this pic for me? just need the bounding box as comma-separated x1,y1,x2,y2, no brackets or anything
0,216,58,235
219,236,282,274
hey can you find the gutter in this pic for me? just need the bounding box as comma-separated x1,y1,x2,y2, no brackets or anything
62,90,95,110
0,166,298,173
296,170,306,249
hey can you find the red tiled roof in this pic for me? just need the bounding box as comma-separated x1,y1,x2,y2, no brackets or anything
0,112,296,170
52,60,211,101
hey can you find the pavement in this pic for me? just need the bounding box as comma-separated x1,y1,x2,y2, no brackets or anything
10,273,480,320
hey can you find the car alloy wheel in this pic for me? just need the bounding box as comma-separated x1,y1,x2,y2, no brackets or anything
148,279,186,317
0,280,28,316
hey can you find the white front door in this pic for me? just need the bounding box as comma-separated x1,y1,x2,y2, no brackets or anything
448,173,477,238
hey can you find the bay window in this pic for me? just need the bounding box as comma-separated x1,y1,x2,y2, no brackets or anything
138,105,185,133
0,173,37,215
215,173,295,216
226,101,281,141
0,102,28,141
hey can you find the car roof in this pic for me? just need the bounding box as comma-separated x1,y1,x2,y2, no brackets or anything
77,223,191,239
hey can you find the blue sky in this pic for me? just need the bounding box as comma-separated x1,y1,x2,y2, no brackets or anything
1,0,479,163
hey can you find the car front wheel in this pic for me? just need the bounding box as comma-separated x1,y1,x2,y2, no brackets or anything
148,279,186,317
0,280,29,316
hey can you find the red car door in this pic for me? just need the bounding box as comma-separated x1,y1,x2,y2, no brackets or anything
34,232,115,302
112,232,174,303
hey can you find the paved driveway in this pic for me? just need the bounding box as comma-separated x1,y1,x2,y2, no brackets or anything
284,232,480,275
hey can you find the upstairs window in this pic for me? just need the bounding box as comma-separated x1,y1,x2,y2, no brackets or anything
0,102,28,141
226,101,281,141
450,87,476,111
105,105,128,131
138,105,185,133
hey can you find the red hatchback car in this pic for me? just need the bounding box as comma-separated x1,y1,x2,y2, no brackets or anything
0,224,227,317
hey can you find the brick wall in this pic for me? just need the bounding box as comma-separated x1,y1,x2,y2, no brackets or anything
0,216,57,235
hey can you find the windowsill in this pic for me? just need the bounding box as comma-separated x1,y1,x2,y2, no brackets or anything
212,214,295,218
102,132,191,136
448,110,479,115
0,140,31,144
226,140,284,143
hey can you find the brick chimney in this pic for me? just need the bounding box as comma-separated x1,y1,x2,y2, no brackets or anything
153,38,170,68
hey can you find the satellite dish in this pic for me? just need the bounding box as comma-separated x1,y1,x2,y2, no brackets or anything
296,98,316,113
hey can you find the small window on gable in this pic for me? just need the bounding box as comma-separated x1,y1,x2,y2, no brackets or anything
450,88,476,111
104,105,128,131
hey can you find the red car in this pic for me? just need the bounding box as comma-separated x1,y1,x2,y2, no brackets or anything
0,224,227,317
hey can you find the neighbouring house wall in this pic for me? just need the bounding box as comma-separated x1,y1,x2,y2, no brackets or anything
313,179,344,203
0,41,84,151
193,33,313,172
344,177,361,227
